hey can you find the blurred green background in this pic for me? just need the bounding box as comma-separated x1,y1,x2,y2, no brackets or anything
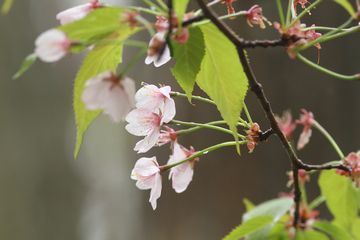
0,0,359,239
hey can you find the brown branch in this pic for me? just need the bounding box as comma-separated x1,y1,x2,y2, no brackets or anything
195,0,350,228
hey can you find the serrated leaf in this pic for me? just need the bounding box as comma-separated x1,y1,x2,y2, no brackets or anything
196,24,248,151
13,53,37,79
223,215,273,240
333,0,356,17
319,170,359,230
60,7,130,52
1,0,14,14
73,28,137,158
313,221,353,240
174,0,190,24
295,230,328,240
172,27,205,101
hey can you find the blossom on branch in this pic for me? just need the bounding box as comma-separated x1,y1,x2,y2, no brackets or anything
296,109,315,150
167,142,197,193
35,29,71,62
245,5,271,29
275,111,297,140
81,71,135,122
246,123,262,153
131,157,162,210
157,126,177,147
56,0,102,25
337,152,360,187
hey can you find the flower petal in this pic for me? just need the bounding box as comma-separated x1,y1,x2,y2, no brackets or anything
149,173,162,210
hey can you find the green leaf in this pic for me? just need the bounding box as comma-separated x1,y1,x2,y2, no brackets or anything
173,0,190,25
352,219,360,239
1,0,14,14
223,215,273,240
171,27,205,101
313,221,353,240
333,0,356,18
73,28,137,158
196,24,248,151
243,198,255,212
60,7,130,52
12,53,37,80
319,170,359,230
295,230,328,240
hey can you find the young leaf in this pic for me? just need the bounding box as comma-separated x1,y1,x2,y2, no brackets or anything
174,0,190,24
171,27,205,101
196,24,248,151
352,219,360,239
295,230,328,240
73,28,137,158
313,221,353,240
223,215,273,240
333,0,356,18
1,0,14,14
12,53,37,80
243,198,255,212
319,170,359,230
60,7,130,52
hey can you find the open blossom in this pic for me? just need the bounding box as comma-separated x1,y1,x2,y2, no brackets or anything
81,71,135,122
145,32,171,67
35,29,71,62
135,84,176,123
167,142,197,193
56,0,102,25
337,152,360,187
276,111,297,140
131,157,162,210
296,109,315,150
246,5,270,29
157,126,177,147
246,123,262,153
125,108,163,153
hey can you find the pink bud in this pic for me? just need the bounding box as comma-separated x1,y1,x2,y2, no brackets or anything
56,0,102,25
246,5,270,29
35,29,71,62
296,109,315,150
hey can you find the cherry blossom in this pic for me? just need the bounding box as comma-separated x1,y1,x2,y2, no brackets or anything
135,84,176,123
35,29,71,62
275,111,297,140
296,109,315,150
56,0,102,25
157,126,177,147
294,0,310,9
337,152,360,187
131,157,162,210
246,123,262,153
246,5,270,29
145,32,171,67
155,16,169,32
125,108,162,153
167,142,197,193
81,71,135,122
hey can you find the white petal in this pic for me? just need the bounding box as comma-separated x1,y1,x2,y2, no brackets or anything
131,157,159,179
154,45,171,67
81,75,111,110
125,109,158,136
161,98,176,123
135,85,162,110
159,86,172,99
145,55,155,65
171,162,194,193
135,175,156,190
167,142,187,165
56,3,92,25
149,173,162,210
134,128,160,153
35,29,69,62
297,129,312,150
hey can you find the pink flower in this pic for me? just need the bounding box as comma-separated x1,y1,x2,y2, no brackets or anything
275,111,297,140
246,123,262,153
135,84,176,123
125,109,162,153
157,126,177,147
296,109,315,150
131,157,162,210
35,29,71,62
145,32,171,67
304,26,322,50
81,71,136,122
246,5,270,29
56,0,102,25
155,16,169,32
294,0,310,9
337,152,360,187
167,142,197,193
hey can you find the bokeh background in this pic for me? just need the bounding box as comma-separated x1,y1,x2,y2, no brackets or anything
0,0,359,239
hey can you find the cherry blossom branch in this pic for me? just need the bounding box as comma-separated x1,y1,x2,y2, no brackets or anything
195,0,351,228
171,119,247,140
162,141,247,171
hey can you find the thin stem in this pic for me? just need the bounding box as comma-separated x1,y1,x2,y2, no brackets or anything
176,120,227,135
142,0,165,13
312,120,345,159
120,48,147,76
243,102,253,124
171,120,246,140
286,0,293,24
136,15,156,36
276,0,285,26
207,0,222,7
309,196,326,209
289,0,322,28
128,6,164,16
162,141,246,171
303,26,356,32
171,91,216,105
191,11,247,27
156,0,168,11
320,25,360,43
296,53,360,81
